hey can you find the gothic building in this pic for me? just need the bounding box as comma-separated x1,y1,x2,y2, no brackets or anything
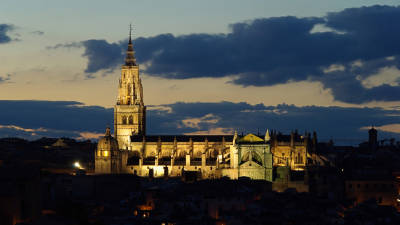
95,30,317,180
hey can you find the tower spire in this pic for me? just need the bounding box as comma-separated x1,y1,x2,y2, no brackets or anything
125,23,136,66
129,23,132,44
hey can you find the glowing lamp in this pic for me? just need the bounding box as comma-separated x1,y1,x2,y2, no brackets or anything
74,161,83,169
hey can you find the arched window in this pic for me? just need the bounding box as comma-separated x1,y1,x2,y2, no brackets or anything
278,153,285,164
295,152,303,164
122,116,127,125
129,115,133,124
210,149,218,158
240,151,262,166
241,151,250,163
252,152,263,166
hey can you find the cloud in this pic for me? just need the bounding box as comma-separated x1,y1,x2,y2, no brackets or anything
318,69,400,103
0,100,113,139
184,127,234,135
0,24,15,44
47,40,124,77
0,74,11,83
0,124,47,133
0,124,105,141
147,101,400,145
81,39,125,76
31,30,44,36
46,41,82,50
361,124,400,134
181,113,219,129
73,5,400,103
361,66,400,88
0,100,398,144
77,131,104,140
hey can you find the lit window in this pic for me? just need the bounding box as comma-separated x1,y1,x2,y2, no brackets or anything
103,151,109,157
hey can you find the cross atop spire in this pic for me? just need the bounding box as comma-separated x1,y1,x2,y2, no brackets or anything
125,23,136,66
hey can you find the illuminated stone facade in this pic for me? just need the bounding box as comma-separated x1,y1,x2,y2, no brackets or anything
95,127,127,174
222,133,273,181
127,135,233,179
270,131,311,171
96,30,317,180
114,33,146,150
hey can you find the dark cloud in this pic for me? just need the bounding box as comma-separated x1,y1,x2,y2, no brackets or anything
47,40,124,78
81,40,125,75
316,69,400,103
0,24,15,44
0,100,398,144
60,5,400,103
148,101,400,145
325,5,400,59
0,100,113,139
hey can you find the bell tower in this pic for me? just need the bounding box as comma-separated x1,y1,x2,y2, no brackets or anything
114,25,146,150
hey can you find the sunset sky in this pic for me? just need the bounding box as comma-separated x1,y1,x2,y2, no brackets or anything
1,0,399,145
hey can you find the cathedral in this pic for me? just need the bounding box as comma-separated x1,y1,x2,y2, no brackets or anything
95,30,318,181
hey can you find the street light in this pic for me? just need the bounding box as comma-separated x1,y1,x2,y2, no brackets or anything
74,161,83,169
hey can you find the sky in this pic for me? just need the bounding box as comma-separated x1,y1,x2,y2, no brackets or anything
0,0,400,145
